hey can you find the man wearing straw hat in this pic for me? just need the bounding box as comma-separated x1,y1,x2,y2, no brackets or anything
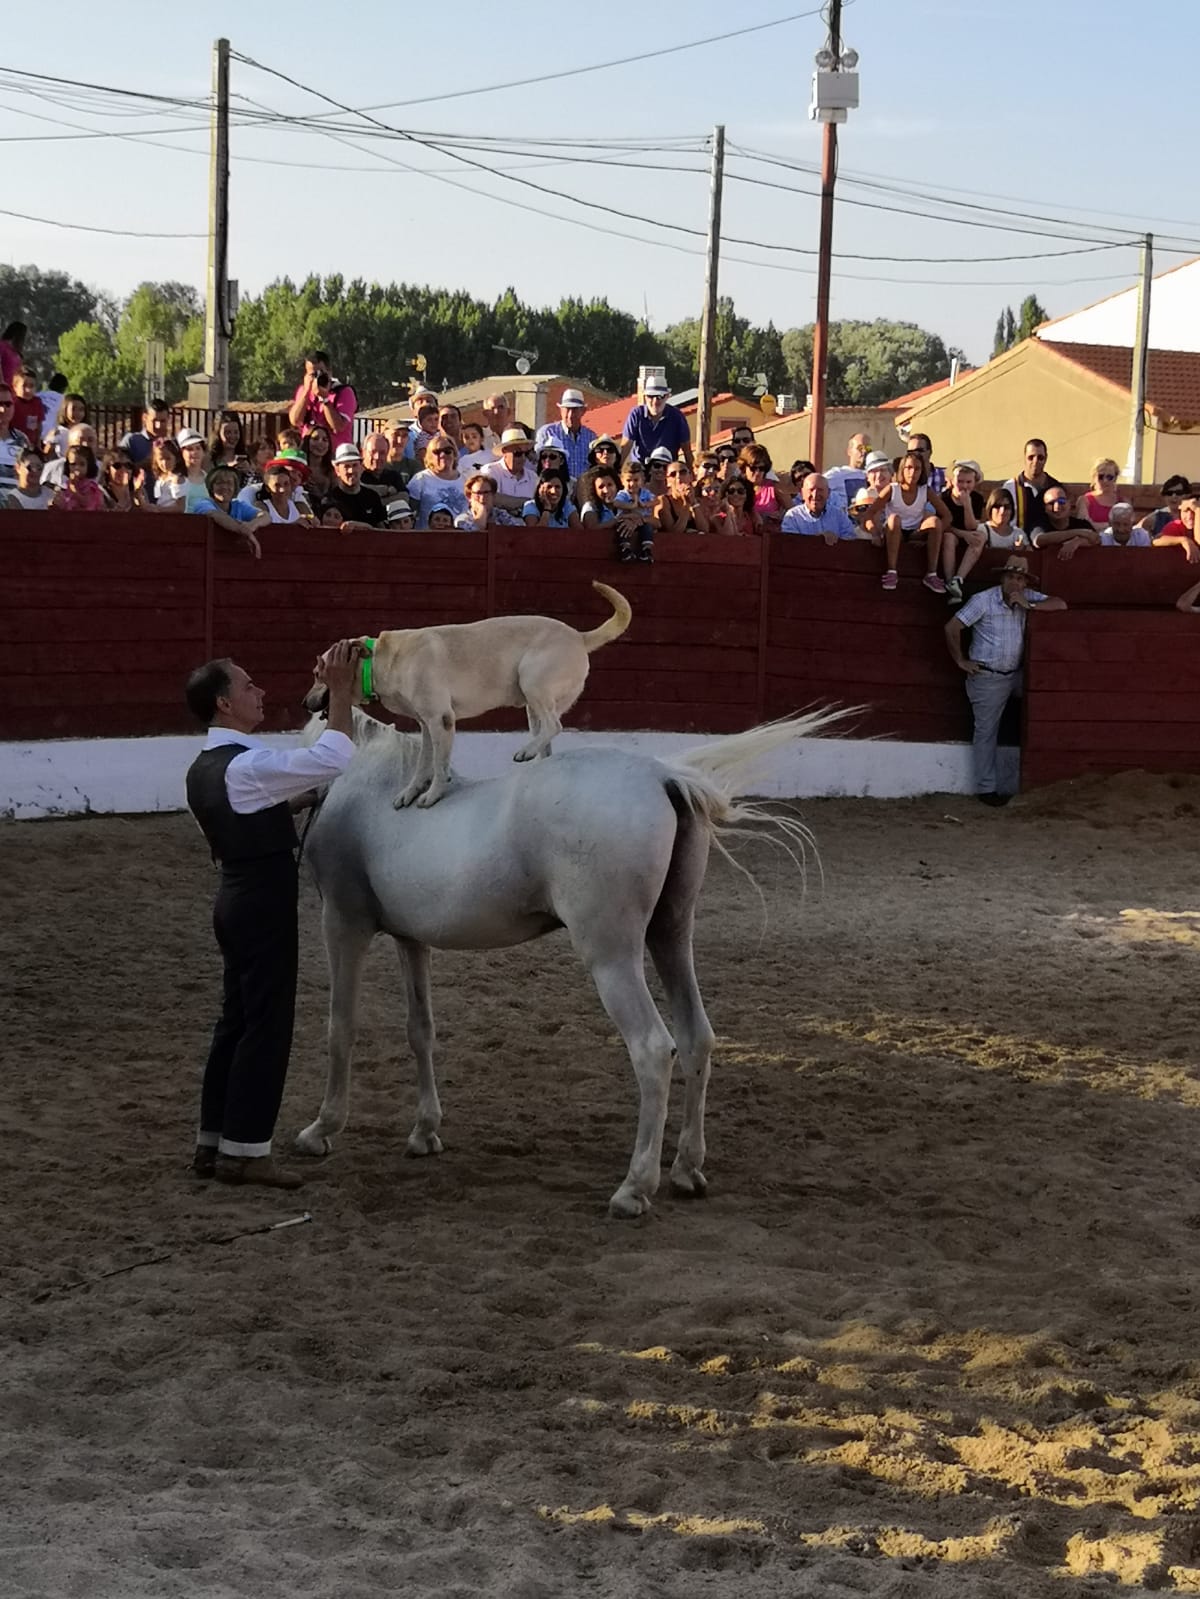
944,556,1066,807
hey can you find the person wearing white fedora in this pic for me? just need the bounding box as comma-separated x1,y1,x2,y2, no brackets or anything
944,556,1066,806
535,388,596,480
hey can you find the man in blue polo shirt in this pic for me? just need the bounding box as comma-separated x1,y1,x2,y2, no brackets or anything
620,376,693,470
780,473,858,543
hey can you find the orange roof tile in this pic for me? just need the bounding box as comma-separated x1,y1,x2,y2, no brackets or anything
1045,342,1200,418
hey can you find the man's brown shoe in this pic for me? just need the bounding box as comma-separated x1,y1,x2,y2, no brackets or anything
214,1154,304,1190
190,1147,218,1179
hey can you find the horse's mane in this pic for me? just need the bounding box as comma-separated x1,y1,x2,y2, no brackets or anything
301,709,424,782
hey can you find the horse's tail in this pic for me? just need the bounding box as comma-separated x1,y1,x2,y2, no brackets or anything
661,707,853,884
579,582,632,653
669,707,851,797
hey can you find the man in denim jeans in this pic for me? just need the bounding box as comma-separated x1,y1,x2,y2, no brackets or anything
944,557,1067,806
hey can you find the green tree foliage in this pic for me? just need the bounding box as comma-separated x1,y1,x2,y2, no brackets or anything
0,264,99,376
781,320,965,407
17,263,964,414
992,295,1048,355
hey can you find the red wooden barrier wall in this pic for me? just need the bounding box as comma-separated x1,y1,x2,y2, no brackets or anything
3,513,1199,791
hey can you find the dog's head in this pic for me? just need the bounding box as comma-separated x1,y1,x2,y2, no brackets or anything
302,637,375,715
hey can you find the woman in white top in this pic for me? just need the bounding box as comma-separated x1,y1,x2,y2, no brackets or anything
177,431,211,512
150,437,187,509
255,463,313,524
879,450,947,593
983,486,1020,549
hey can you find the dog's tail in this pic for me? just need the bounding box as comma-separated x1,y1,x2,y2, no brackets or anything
579,582,633,653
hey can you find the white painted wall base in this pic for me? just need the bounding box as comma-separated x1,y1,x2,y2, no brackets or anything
0,731,1019,820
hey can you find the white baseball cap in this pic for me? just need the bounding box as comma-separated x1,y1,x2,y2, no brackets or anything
559,388,586,409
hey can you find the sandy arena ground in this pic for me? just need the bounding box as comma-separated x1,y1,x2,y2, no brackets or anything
5,773,1200,1598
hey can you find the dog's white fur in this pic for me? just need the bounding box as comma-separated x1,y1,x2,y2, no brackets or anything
307,582,632,808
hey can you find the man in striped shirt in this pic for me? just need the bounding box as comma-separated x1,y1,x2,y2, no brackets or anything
534,389,596,481
944,556,1066,806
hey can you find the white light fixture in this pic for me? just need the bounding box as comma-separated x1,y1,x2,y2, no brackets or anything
840,47,859,69
814,47,835,69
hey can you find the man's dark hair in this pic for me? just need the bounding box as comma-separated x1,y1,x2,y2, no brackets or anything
146,397,168,413
908,432,932,451
47,372,68,393
185,658,234,725
1162,474,1191,497
307,349,330,366
1024,437,1048,452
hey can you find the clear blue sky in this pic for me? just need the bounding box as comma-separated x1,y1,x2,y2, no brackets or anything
3,1,1196,369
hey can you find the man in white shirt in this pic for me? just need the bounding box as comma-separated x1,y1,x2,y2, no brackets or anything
1099,503,1152,547
481,392,511,453
824,432,871,515
482,427,539,512
184,641,361,1189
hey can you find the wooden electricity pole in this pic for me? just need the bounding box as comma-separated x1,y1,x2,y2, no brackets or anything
1128,232,1153,485
201,37,231,407
696,124,726,452
809,0,842,470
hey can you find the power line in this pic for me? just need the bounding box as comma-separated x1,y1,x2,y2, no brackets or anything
0,204,204,239
233,8,833,121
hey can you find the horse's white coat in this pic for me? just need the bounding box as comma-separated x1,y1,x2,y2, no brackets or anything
294,707,841,1216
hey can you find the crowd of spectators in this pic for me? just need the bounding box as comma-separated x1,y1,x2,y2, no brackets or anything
3,320,1199,594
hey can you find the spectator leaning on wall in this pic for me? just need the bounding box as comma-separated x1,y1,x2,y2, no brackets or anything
944,555,1066,807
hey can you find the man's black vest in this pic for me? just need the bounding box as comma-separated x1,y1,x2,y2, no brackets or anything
186,744,298,866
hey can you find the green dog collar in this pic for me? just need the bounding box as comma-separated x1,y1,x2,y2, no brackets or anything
360,637,376,701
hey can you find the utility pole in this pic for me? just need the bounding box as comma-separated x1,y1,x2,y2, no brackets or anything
807,0,858,468
1128,232,1153,484
197,37,231,408
696,124,725,453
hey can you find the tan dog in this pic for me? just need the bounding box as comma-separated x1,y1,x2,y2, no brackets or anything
306,582,632,808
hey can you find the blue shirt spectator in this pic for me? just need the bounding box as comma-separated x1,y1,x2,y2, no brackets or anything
621,380,692,467
535,391,596,479
781,474,858,541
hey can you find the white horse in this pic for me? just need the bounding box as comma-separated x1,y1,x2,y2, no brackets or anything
294,708,839,1216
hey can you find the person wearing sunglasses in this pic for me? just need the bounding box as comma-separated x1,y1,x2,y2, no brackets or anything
1029,488,1100,560
714,446,740,483
404,432,468,528
482,427,540,514
1139,474,1191,540
1000,438,1063,535
100,449,150,511
716,477,760,537
1075,457,1121,530
620,375,693,471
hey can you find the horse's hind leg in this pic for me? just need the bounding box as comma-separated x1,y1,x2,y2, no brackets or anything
584,951,676,1218
396,937,442,1155
648,925,715,1198
648,808,715,1198
294,905,373,1156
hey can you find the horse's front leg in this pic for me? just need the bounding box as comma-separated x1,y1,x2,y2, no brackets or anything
294,907,373,1156
396,937,442,1155
587,953,676,1218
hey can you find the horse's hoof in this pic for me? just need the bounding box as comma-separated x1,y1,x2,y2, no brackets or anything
294,1127,332,1157
405,1130,443,1157
670,1165,708,1199
608,1189,651,1219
